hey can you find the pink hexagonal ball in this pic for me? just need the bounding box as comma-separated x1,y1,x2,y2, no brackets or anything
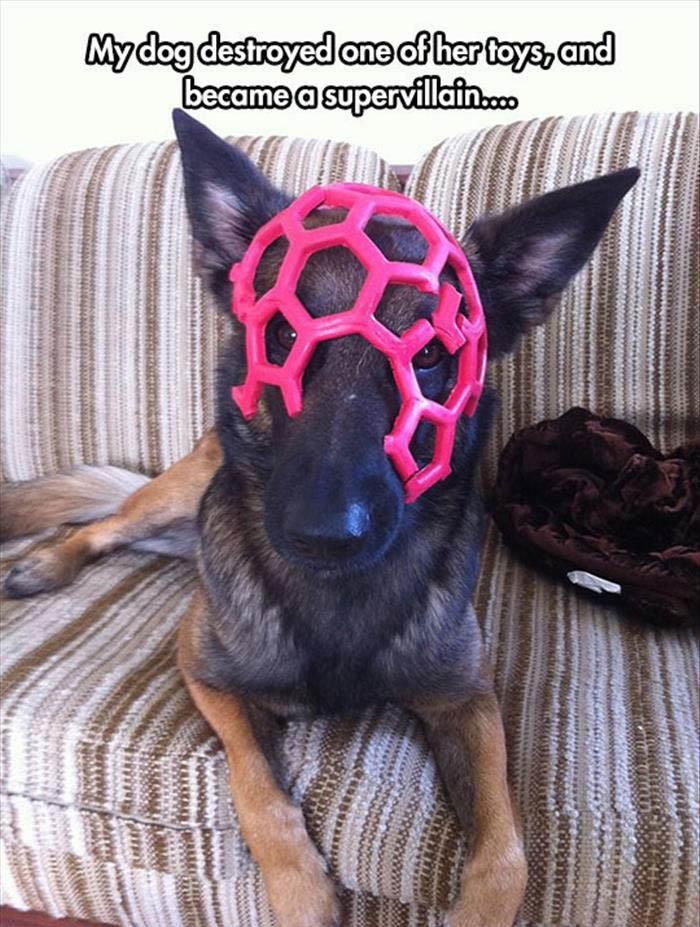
228,183,487,503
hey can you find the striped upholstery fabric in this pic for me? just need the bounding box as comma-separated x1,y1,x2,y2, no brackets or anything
1,115,699,927
476,526,699,927
3,527,697,926
406,111,700,482
409,113,700,926
0,137,398,482
0,535,459,926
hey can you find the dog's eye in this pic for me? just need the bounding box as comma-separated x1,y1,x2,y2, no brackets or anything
273,318,297,352
413,340,446,370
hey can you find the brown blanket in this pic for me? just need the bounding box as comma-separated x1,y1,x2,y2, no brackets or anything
492,408,700,627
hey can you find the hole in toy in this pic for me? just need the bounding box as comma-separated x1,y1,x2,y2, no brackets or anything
366,214,428,265
296,246,367,315
253,235,290,299
302,207,349,229
376,284,438,336
409,420,437,466
265,312,297,366
413,339,447,370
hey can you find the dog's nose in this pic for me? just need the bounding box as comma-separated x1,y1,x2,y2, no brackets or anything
286,501,371,562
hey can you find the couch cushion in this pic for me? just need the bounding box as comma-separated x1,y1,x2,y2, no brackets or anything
476,529,699,927
406,112,700,484
0,531,466,924
0,137,400,482
2,526,698,927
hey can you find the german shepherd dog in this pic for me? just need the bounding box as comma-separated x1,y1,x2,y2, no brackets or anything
1,110,638,927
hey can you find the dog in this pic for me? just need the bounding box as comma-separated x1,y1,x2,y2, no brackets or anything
1,109,638,927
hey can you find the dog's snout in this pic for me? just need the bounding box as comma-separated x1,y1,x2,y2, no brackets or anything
264,367,405,574
285,501,371,563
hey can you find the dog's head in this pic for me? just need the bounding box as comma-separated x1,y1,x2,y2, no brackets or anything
174,110,638,576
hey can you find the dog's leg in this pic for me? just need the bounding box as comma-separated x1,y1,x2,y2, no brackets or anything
177,592,339,927
3,430,222,597
412,688,527,927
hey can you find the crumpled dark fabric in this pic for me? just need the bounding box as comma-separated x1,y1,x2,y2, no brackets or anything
492,407,700,628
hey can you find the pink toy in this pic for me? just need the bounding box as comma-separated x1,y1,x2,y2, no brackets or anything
228,183,487,503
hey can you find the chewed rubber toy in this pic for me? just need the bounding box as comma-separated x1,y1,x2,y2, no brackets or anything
228,183,487,503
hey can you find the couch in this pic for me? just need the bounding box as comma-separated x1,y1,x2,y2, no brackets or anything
1,112,698,927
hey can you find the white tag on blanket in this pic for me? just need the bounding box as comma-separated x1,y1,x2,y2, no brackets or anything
567,570,622,595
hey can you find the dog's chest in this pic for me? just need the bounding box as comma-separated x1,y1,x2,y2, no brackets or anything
200,595,399,713
200,576,481,717
289,610,400,713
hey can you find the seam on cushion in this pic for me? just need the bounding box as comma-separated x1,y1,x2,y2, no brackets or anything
1,786,238,834
0,742,449,828
1,796,441,911
3,781,692,835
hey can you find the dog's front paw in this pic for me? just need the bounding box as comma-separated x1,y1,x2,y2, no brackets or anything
446,842,527,927
3,550,77,598
263,843,340,927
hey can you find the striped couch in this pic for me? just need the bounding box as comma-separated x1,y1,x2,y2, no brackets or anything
1,113,698,927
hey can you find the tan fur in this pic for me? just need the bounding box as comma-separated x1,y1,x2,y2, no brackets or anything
2,430,222,597
178,590,339,927
0,465,150,540
414,691,527,927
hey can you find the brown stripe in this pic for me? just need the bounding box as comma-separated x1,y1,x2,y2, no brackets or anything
0,559,163,700
144,145,174,475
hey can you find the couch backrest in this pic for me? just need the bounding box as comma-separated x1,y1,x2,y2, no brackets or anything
2,115,697,485
0,137,399,481
407,112,699,481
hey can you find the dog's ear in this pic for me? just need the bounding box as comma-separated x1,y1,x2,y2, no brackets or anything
173,108,290,297
463,168,639,357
